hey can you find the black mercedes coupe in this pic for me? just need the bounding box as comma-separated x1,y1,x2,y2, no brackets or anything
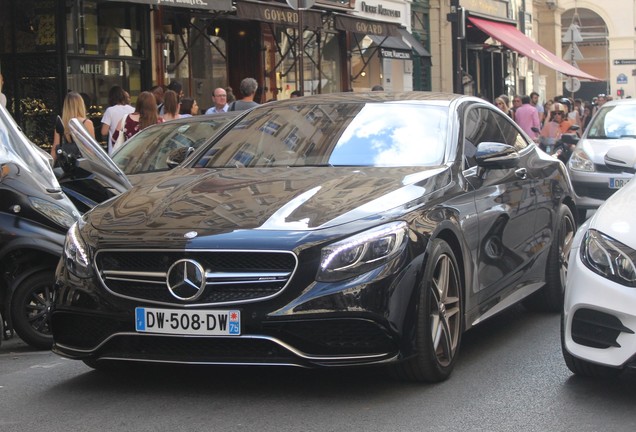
52,92,577,382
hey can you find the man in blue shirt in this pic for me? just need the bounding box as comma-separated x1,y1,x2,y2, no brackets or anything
205,88,228,114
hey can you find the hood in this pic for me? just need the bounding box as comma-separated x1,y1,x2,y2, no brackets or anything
89,165,449,234
580,137,636,165
589,178,636,251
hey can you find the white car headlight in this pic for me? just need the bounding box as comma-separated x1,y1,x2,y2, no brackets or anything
29,196,77,228
63,221,93,278
581,229,636,287
568,148,595,172
317,221,408,282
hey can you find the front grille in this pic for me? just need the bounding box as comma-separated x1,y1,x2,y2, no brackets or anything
95,250,297,305
99,335,297,364
266,319,397,355
52,312,124,349
594,163,626,173
572,184,617,201
571,308,634,349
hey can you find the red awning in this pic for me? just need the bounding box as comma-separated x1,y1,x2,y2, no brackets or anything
468,16,600,81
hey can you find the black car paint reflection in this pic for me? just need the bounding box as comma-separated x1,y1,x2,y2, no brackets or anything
51,92,577,382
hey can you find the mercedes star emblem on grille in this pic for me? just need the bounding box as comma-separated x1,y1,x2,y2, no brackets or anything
166,259,206,301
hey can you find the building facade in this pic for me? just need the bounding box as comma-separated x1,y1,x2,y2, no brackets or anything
0,0,431,149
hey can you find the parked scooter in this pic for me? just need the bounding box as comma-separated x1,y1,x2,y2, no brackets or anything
534,125,580,163
552,126,580,164
1,113,171,349
0,105,80,349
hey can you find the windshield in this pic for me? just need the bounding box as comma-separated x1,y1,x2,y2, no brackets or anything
112,115,236,175
194,102,449,168
586,104,636,139
0,104,61,193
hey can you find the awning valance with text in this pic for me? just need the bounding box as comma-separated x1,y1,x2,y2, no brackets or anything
236,1,323,30
108,0,233,12
333,14,400,38
468,16,599,81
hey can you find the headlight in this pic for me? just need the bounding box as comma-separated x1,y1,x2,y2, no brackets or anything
581,229,636,287
317,221,408,282
568,148,595,172
29,196,77,228
63,221,93,278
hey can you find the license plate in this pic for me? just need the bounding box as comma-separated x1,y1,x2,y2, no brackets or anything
135,307,240,336
609,178,631,189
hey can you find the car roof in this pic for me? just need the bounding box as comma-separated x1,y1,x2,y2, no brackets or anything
261,91,468,108
600,98,636,107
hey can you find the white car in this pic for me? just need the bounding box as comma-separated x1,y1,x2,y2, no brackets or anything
567,99,636,223
562,145,636,377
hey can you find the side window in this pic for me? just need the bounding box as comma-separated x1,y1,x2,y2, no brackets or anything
493,110,529,151
463,107,503,169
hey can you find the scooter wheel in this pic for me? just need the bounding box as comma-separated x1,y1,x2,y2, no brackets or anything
11,270,55,350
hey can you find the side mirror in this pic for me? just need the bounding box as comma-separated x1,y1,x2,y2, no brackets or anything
475,142,520,169
604,145,636,174
568,124,580,132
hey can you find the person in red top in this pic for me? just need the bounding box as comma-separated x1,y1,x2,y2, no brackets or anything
113,91,164,145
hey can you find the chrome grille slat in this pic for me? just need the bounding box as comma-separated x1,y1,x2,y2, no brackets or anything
95,249,298,306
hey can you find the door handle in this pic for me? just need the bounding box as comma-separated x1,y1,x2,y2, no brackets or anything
515,168,527,179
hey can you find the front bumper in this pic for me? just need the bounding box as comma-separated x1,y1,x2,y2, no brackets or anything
51,256,421,368
569,169,631,210
563,249,636,369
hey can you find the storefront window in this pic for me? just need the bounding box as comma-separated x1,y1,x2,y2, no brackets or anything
160,13,228,109
0,0,57,54
66,0,143,57
350,34,380,91
66,58,141,143
319,32,341,94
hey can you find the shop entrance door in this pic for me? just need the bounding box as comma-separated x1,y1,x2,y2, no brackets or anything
227,21,264,103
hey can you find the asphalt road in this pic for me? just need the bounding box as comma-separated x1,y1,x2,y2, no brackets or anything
2,304,636,432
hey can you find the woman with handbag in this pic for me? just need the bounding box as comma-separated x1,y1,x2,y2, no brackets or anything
101,85,134,155
50,92,95,164
112,91,164,150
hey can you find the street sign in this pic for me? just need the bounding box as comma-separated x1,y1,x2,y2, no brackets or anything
563,44,583,61
285,0,315,10
565,77,581,93
614,59,636,65
562,24,583,43
617,73,628,84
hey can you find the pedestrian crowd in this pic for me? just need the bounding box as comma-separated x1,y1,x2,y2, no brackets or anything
493,91,611,154
57,76,269,156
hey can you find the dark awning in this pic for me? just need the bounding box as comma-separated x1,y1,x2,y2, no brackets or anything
468,16,599,81
398,29,430,58
108,0,233,12
236,1,323,30
333,13,400,38
368,35,412,60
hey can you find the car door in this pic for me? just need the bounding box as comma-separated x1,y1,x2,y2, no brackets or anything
462,106,538,309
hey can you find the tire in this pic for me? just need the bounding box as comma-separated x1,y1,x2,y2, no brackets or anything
390,239,463,383
10,270,55,350
561,313,620,378
524,205,575,312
